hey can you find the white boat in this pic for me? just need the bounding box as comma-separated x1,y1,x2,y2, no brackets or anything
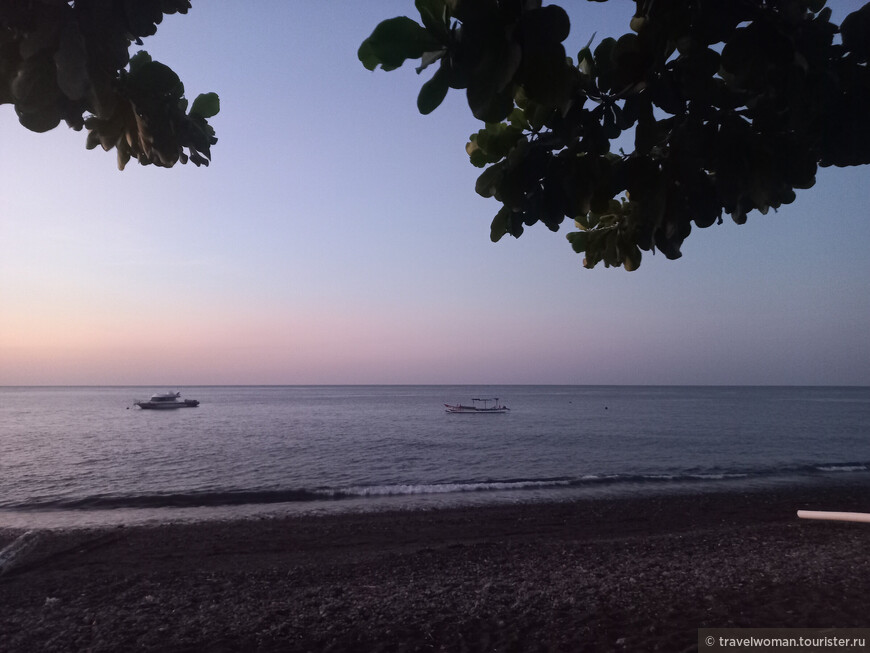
134,391,200,409
444,398,509,413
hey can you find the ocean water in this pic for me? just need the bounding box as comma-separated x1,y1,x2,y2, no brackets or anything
0,385,868,528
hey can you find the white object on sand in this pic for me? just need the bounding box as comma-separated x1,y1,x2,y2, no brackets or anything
797,510,870,523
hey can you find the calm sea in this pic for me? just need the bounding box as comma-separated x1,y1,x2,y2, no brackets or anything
1,386,868,529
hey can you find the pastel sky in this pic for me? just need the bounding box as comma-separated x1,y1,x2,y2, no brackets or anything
2,2,869,386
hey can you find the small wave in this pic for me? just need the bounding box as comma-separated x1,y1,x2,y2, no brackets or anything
4,480,574,512
562,472,750,486
320,479,573,498
814,463,869,473
12,489,327,511
636,473,748,481
5,462,869,512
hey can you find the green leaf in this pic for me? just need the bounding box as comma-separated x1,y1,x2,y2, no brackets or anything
520,41,569,107
358,39,380,71
129,50,152,74
490,206,511,242
577,45,595,77
16,105,62,133
523,6,571,45
611,33,650,89
191,92,220,118
128,60,184,100
475,162,505,198
841,3,870,60
124,0,163,38
508,108,529,130
566,231,587,254
358,17,441,71
593,37,617,91
466,83,514,123
417,67,449,114
469,122,524,165
416,0,450,42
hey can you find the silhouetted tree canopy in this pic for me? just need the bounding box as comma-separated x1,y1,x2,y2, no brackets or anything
360,0,870,270
0,0,218,170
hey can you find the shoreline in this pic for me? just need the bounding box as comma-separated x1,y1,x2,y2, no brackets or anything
1,481,869,651
3,472,869,532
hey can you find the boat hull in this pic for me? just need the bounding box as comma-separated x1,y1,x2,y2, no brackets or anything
444,404,509,414
135,400,199,409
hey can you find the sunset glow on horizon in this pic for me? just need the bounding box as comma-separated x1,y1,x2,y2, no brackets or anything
2,2,869,387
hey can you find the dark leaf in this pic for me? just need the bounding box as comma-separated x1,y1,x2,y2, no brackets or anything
416,0,450,42
593,37,616,91
129,50,153,74
622,244,642,271
612,33,649,88
17,104,62,132
417,66,449,114
190,92,220,118
54,21,89,101
123,0,163,39
490,206,511,242
358,17,441,71
566,230,587,254
128,59,184,100
520,40,569,107
841,3,870,61
475,162,505,198
19,12,63,60
523,5,571,45
467,83,514,123
11,55,59,107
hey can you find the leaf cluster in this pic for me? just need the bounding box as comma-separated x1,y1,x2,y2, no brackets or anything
360,0,870,270
1,0,218,169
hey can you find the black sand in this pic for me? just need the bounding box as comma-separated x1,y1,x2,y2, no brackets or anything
1,481,869,651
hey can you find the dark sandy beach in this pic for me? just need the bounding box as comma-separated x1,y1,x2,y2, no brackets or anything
1,481,869,652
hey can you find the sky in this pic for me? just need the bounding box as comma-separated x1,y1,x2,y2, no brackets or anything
1,2,869,386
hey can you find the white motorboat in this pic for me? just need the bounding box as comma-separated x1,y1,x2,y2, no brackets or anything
134,391,200,409
444,398,509,413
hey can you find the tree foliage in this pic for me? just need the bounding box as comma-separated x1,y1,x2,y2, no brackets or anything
361,0,870,270
1,0,218,170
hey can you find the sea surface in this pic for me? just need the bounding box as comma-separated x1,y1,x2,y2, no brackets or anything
1,386,869,529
